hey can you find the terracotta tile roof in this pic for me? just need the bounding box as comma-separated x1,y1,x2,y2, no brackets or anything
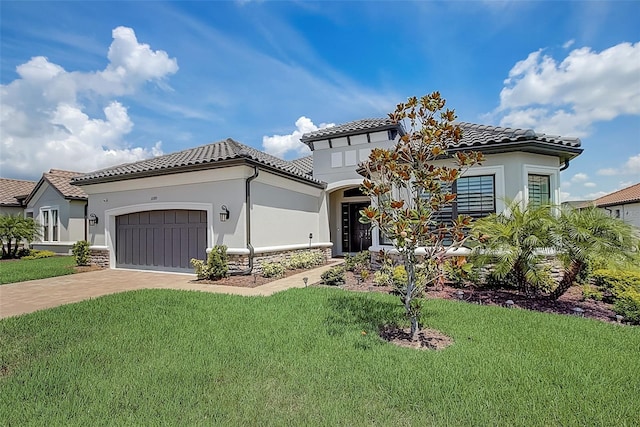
0,178,36,207
73,139,325,187
300,119,582,161
595,182,640,207
25,169,87,204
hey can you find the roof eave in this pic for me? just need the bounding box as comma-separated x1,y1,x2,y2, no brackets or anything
300,123,405,146
73,157,326,189
448,140,583,162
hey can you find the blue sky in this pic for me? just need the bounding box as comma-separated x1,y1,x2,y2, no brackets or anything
1,1,638,201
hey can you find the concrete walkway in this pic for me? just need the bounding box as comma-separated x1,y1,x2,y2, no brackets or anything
0,260,343,319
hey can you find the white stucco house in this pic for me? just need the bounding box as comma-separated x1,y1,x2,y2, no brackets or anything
72,118,582,273
595,182,640,228
25,169,88,254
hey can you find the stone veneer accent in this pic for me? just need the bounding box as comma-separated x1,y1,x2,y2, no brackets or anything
89,248,110,268
228,247,333,274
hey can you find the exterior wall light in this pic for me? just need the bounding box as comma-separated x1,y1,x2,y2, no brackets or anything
88,213,99,226
220,205,230,222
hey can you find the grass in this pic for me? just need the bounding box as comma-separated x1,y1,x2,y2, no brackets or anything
0,256,76,284
1,288,639,426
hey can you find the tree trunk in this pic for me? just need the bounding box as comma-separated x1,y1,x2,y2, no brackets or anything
403,251,419,340
550,260,581,300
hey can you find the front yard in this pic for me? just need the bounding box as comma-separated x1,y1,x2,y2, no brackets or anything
0,256,76,284
1,288,638,425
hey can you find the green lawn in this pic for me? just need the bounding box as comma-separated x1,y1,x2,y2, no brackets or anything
1,288,638,426
0,256,76,284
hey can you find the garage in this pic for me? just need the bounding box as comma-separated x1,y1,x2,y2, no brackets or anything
115,209,207,272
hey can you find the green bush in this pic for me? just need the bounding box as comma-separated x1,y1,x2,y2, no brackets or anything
321,265,345,286
261,262,286,278
392,265,407,288
614,289,640,324
592,270,640,295
72,240,91,266
285,251,325,270
344,251,370,271
581,284,603,301
190,245,228,280
443,257,477,288
592,269,640,324
22,250,56,260
373,270,393,287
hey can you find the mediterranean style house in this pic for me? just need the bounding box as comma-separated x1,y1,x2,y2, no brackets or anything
71,118,582,273
0,171,88,255
25,169,88,254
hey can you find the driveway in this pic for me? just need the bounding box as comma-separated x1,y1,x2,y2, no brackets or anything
0,262,341,319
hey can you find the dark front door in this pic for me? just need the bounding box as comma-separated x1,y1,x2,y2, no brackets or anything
341,202,372,254
116,209,207,272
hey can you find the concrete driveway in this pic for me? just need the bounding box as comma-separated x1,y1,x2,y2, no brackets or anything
0,262,341,319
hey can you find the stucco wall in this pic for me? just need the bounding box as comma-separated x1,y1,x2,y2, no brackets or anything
26,183,86,249
0,206,24,216
78,165,329,269
601,202,640,229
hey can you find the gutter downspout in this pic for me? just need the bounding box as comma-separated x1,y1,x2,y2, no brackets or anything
560,160,570,171
231,165,259,275
84,202,88,241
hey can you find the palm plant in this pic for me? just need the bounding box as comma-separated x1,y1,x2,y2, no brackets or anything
550,207,639,300
471,202,557,295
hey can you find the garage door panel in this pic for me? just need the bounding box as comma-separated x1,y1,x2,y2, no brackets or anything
116,209,207,272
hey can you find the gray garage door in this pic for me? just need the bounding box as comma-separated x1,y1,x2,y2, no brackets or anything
116,210,207,272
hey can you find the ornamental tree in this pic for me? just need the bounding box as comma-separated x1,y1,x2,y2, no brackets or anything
359,92,483,339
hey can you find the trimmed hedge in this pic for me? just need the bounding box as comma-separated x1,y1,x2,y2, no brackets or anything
592,269,640,324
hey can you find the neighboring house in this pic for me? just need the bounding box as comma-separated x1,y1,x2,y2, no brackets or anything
73,119,582,273
561,200,595,210
0,178,36,216
25,169,88,254
595,182,640,228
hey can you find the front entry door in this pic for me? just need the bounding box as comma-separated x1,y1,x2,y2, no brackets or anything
341,202,372,254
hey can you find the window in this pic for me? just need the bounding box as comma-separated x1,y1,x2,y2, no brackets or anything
528,174,550,206
41,208,59,241
377,175,496,246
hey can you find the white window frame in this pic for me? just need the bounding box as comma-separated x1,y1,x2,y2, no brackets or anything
40,206,60,242
523,165,559,207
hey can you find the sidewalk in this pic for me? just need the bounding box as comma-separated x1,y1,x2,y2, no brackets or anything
0,260,343,319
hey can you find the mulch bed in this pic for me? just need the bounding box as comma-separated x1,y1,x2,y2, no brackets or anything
191,267,319,288
340,271,619,324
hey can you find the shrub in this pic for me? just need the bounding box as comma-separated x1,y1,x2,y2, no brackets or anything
344,251,370,272
72,240,91,266
373,270,393,287
592,270,640,295
190,245,229,280
16,248,31,258
614,289,640,324
261,262,286,278
321,265,345,286
581,284,603,301
392,265,407,289
286,251,325,270
22,250,56,260
443,257,477,288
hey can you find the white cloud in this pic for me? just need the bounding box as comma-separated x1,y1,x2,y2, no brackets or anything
493,42,640,136
597,153,640,176
563,39,575,49
584,182,596,188
0,26,177,180
262,116,335,159
571,172,588,183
